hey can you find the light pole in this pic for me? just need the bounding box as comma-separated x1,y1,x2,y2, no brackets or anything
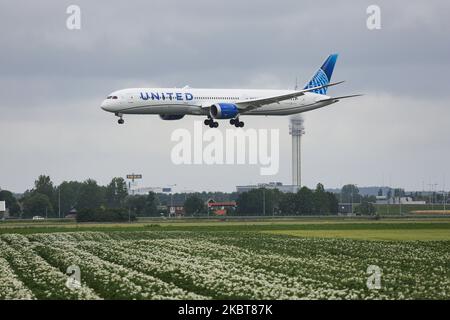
263,188,266,217
442,188,447,214
443,177,446,213
58,187,61,219
351,184,357,215
167,184,176,217
427,184,432,209
428,183,438,210
387,188,390,215
351,188,353,215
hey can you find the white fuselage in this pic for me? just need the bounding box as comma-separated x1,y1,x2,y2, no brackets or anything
100,88,336,117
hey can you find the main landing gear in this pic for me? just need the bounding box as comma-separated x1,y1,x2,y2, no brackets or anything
204,117,219,128
230,118,244,128
203,117,244,128
115,113,124,124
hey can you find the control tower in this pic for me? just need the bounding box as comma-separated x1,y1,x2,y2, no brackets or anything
289,117,305,190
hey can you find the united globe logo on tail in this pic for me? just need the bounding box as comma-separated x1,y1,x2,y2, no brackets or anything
303,53,338,95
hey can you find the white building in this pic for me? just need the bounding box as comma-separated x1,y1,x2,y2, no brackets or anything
376,196,425,205
0,201,6,220
236,182,299,193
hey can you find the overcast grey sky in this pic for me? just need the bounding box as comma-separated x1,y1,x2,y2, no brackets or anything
1,0,449,193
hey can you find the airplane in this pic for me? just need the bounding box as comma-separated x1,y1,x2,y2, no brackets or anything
100,54,361,128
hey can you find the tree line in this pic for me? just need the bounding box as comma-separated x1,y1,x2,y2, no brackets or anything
235,183,339,215
0,175,352,220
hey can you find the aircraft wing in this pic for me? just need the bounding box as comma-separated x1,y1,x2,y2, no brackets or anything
236,81,344,112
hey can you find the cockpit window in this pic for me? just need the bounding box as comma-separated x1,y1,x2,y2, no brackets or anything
112,96,118,99
107,96,112,99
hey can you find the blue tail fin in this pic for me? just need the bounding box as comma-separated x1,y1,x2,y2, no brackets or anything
303,54,338,95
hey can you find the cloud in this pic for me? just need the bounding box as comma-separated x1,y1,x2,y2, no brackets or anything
0,0,449,192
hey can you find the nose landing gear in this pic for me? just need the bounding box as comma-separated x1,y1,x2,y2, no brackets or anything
115,113,125,124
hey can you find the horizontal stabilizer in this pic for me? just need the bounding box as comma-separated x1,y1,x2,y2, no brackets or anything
318,94,363,103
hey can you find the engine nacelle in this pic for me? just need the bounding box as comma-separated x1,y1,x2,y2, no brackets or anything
210,103,239,119
159,114,185,120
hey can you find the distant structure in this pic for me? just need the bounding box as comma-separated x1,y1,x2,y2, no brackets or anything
126,173,142,195
0,201,6,220
375,196,426,205
236,182,297,193
290,116,305,190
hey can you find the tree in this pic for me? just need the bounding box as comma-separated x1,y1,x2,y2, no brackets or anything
77,179,105,210
354,200,376,215
77,207,135,222
22,193,53,218
34,175,54,200
340,184,361,203
326,192,339,214
144,192,159,216
236,189,262,215
184,195,205,216
313,183,329,214
105,177,128,208
126,195,147,216
0,190,21,216
56,181,83,215
297,187,314,215
279,192,298,215
236,188,280,216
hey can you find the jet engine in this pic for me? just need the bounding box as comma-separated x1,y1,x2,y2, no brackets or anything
210,103,239,119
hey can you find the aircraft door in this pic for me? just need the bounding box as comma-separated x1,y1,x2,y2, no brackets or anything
127,93,135,104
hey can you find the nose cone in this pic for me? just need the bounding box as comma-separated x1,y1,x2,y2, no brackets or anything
100,100,111,112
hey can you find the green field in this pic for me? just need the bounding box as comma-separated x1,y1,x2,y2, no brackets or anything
0,218,449,300
373,204,449,215
266,229,450,241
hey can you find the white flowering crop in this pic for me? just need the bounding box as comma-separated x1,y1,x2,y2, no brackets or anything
0,231,448,299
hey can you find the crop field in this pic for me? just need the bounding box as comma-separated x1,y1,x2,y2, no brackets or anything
0,219,449,300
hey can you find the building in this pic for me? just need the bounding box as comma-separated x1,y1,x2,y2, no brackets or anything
236,182,299,193
65,208,78,219
0,201,6,220
376,196,426,205
168,198,185,217
207,200,236,215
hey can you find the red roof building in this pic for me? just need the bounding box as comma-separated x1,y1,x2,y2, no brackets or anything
207,200,236,215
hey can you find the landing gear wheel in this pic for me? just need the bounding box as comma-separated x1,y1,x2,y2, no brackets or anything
230,119,235,125
118,118,124,124
235,121,244,128
204,119,211,126
214,122,219,128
